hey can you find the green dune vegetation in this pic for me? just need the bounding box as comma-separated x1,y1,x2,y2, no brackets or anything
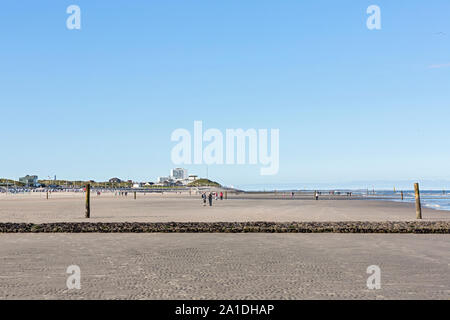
39,180,133,188
37,180,139,188
0,179,24,187
187,179,221,187
1,177,222,189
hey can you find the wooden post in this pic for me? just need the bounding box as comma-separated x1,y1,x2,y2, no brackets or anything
414,183,422,220
134,191,136,200
225,191,228,200
46,190,49,200
85,184,91,218
401,191,404,201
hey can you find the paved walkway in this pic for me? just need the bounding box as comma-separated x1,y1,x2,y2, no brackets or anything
0,234,448,299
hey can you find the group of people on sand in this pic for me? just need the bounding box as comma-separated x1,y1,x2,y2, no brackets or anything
201,191,224,206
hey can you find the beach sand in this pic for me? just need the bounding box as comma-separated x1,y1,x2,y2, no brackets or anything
1,192,448,300
0,233,448,299
0,191,449,223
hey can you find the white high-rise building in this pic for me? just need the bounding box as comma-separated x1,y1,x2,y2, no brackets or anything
170,168,188,180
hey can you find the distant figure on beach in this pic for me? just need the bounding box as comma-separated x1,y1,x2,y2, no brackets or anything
215,192,218,201
208,192,213,206
202,193,206,206
315,191,319,200
220,192,223,200
291,192,295,198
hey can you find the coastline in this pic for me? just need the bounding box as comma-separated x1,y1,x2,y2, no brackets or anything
1,191,449,224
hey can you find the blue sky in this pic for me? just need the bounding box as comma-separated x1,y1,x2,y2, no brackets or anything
1,1,449,188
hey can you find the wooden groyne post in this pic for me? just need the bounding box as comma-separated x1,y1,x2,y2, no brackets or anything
85,184,91,218
401,191,404,201
414,183,422,220
134,191,137,200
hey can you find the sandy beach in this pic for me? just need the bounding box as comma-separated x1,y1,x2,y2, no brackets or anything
0,191,449,223
0,233,448,300
1,192,448,300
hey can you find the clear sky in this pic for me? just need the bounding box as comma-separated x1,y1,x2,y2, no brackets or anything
1,1,449,188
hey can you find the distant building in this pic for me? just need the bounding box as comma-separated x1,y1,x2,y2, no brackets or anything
157,176,172,184
19,175,38,186
156,169,198,186
171,168,188,180
109,178,122,184
188,175,198,181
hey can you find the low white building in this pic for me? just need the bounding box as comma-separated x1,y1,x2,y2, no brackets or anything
188,175,198,181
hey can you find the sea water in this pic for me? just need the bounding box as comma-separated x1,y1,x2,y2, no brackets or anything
367,190,450,211
236,185,450,212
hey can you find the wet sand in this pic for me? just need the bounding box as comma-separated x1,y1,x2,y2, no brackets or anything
0,233,448,299
0,192,448,223
1,192,448,300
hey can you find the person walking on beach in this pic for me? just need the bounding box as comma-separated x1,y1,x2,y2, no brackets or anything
202,192,207,206
220,191,223,200
315,191,319,200
208,192,213,206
